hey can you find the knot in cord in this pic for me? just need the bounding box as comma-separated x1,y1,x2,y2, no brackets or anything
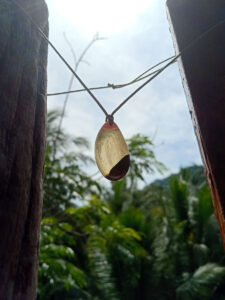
106,115,114,125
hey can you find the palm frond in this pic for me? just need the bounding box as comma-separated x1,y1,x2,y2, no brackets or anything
88,236,120,300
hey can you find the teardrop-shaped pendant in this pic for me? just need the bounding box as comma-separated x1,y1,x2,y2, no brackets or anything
95,120,130,181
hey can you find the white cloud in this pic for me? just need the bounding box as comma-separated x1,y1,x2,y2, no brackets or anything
47,0,154,36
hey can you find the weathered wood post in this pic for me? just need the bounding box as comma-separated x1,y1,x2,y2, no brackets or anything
167,0,225,246
0,0,48,298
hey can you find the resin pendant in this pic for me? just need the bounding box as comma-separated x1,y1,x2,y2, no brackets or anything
95,121,130,181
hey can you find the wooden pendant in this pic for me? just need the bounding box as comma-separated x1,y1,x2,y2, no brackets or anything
95,121,130,181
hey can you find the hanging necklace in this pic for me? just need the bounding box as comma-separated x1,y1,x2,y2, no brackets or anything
13,0,225,181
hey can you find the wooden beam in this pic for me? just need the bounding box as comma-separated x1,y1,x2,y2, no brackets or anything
166,0,225,246
0,0,48,298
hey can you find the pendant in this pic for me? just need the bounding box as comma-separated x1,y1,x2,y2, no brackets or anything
95,119,130,181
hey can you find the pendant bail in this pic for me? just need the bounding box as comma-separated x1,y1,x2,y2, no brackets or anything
106,114,114,125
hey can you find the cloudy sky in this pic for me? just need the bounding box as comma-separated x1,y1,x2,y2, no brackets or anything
45,0,202,183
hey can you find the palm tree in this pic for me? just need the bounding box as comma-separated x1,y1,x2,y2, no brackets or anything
144,169,225,300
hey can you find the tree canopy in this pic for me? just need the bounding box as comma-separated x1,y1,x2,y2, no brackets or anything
38,111,225,300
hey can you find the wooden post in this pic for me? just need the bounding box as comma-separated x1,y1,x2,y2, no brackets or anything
166,0,225,246
0,0,48,298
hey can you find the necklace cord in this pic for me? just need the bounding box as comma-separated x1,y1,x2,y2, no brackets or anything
46,60,175,97
111,17,225,116
12,0,109,118
12,0,225,118
111,56,178,116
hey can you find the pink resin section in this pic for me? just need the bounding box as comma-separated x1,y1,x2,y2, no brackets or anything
102,122,118,130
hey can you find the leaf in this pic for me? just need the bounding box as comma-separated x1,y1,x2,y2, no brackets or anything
40,244,75,260
42,217,58,225
176,263,225,299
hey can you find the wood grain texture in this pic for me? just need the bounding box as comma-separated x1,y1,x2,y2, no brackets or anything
0,0,48,298
167,0,225,247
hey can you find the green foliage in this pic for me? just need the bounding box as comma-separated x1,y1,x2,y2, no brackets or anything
127,134,166,187
170,176,188,222
39,219,88,299
38,111,225,300
107,134,166,214
176,263,225,300
87,235,120,300
43,110,101,218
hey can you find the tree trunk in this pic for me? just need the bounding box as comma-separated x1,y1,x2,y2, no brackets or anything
0,0,48,298
167,0,225,247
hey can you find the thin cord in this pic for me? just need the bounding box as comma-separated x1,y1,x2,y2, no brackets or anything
46,64,175,97
55,34,103,146
111,17,225,116
47,85,111,97
12,0,108,117
111,56,178,116
133,55,175,82
52,33,77,160
13,0,225,119
46,68,165,96
47,55,176,96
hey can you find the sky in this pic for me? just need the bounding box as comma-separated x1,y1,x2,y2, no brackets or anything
45,0,202,183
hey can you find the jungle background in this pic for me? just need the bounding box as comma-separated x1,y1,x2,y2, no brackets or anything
37,111,225,300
